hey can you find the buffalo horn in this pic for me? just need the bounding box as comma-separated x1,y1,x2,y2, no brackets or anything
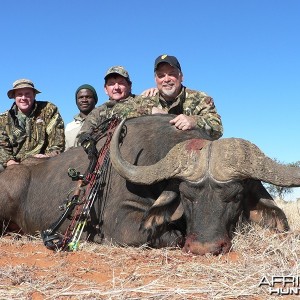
110,119,209,184
110,121,300,187
209,138,300,186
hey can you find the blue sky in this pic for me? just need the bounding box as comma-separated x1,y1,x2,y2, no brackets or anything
1,1,299,199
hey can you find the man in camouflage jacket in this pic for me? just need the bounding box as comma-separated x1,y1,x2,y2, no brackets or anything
135,54,223,140
0,79,65,170
79,66,138,138
79,57,223,150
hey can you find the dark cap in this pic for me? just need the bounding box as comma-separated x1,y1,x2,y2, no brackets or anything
75,84,98,103
154,55,181,72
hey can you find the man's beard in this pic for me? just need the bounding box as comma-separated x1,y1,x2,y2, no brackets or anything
161,85,177,99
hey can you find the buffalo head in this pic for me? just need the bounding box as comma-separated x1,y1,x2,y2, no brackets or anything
110,119,298,255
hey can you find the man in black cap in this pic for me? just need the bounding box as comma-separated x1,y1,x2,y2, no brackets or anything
65,84,98,150
141,54,223,139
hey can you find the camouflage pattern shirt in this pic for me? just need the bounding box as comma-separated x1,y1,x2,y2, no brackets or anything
126,86,223,139
79,94,139,137
0,101,65,166
79,87,223,141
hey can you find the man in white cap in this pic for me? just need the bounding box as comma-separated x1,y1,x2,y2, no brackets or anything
0,78,65,170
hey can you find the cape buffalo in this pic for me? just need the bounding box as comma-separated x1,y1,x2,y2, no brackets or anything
0,115,297,255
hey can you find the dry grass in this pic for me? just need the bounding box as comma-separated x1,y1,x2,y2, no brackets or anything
1,200,300,299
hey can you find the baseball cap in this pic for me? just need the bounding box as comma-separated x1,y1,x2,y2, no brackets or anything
104,66,131,82
154,55,181,72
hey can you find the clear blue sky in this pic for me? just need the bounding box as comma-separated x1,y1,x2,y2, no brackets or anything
1,1,300,198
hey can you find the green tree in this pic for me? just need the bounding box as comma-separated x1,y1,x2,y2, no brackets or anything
264,160,300,200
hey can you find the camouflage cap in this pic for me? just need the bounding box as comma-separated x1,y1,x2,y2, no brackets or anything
154,55,182,72
104,66,131,82
7,78,41,99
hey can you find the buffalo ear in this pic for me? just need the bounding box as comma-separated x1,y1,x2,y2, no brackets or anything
243,180,290,232
141,190,183,231
248,198,290,232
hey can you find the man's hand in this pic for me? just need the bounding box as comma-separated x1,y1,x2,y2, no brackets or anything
141,88,158,97
80,134,98,160
33,154,50,158
169,114,197,131
6,159,19,166
33,150,60,159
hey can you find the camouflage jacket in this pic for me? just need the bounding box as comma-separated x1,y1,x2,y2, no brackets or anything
0,101,65,166
79,94,139,137
127,86,223,140
78,87,223,142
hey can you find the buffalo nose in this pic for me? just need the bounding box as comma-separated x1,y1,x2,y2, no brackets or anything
183,234,232,255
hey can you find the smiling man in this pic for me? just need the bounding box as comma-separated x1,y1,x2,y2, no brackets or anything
78,66,138,140
0,78,65,170
104,66,133,101
65,84,98,150
140,54,223,139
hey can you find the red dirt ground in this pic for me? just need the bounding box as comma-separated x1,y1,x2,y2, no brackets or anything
0,233,288,300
